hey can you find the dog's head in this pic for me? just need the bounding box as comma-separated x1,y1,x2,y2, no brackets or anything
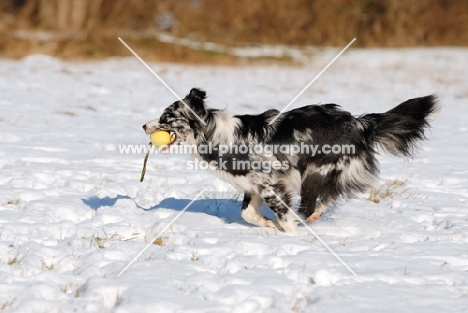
143,88,208,147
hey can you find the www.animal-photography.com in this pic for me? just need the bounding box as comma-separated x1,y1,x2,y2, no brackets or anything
0,1,467,312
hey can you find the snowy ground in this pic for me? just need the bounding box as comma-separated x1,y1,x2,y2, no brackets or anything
0,48,467,312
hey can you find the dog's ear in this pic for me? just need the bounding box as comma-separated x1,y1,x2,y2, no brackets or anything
189,88,206,100
185,88,207,118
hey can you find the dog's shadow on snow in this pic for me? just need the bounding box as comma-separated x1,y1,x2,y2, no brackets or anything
82,195,335,225
148,198,248,225
82,195,272,226
81,195,338,225
148,198,277,225
82,195,134,210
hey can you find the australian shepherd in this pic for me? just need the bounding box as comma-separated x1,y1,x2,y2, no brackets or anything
143,88,437,234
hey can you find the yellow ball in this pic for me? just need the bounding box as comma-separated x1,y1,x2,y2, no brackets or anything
150,131,171,147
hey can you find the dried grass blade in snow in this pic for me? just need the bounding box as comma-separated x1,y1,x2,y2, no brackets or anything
140,143,152,182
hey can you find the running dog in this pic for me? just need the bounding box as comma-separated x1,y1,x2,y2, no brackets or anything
143,88,437,234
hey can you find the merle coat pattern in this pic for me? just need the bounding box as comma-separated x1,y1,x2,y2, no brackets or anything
143,88,438,234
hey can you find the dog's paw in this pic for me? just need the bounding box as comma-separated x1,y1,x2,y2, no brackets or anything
307,213,321,223
263,217,283,230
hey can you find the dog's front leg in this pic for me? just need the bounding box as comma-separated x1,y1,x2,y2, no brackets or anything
240,193,281,230
260,188,299,235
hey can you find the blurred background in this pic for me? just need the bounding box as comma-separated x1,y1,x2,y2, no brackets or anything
0,0,467,63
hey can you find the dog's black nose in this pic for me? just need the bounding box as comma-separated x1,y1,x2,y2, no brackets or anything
142,124,147,131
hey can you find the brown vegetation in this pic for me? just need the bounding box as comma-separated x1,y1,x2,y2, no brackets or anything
368,179,410,204
0,0,466,62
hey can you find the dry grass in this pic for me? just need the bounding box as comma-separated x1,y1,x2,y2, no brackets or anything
0,299,15,311
90,230,119,249
0,0,466,61
190,250,199,261
368,178,410,204
153,236,166,246
0,29,292,64
41,258,55,270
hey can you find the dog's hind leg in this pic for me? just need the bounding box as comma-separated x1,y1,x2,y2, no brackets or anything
240,192,280,230
307,195,334,222
298,174,321,219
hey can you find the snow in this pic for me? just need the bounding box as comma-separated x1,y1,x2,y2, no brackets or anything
1,48,468,312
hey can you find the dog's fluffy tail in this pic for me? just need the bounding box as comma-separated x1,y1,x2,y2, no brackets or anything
361,95,438,157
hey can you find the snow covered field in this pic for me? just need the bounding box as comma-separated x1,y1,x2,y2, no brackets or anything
0,48,467,312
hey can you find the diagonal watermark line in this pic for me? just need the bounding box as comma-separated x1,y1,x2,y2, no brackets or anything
269,38,356,125
117,189,206,277
269,189,357,276
118,37,207,126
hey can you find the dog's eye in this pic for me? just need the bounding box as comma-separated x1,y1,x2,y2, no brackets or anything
160,113,169,123
160,113,176,124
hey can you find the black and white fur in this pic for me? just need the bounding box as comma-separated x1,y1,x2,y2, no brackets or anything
143,88,438,234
